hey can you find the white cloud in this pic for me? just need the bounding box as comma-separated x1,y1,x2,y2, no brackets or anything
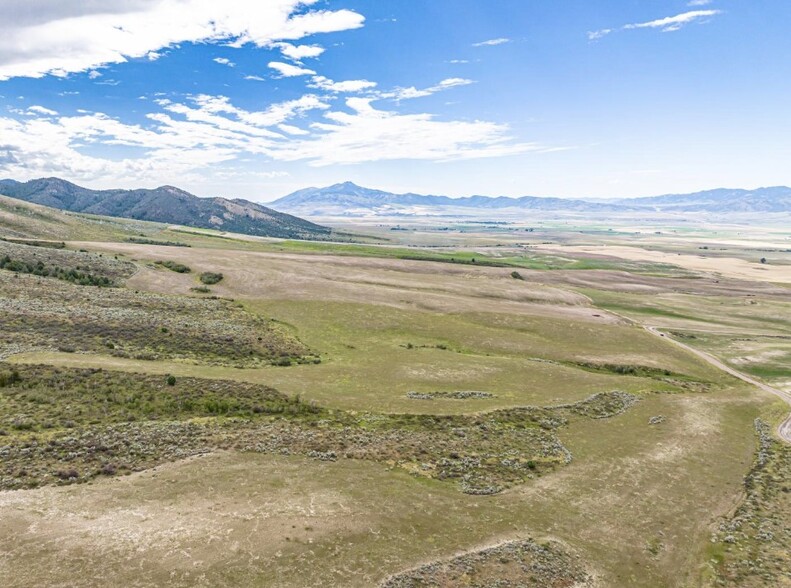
88,70,102,79
590,9,722,39
688,0,713,6
213,57,235,67
244,75,266,81
0,93,541,180
383,78,474,100
268,61,316,77
472,38,510,47
438,78,473,88
278,123,310,136
273,42,325,61
310,76,377,93
0,1,364,80
449,59,469,64
27,105,58,116
272,98,541,166
587,29,613,41
624,10,721,32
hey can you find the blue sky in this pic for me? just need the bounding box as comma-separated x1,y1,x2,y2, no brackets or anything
0,0,789,200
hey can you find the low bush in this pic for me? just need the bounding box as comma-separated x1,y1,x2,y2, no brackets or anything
199,271,224,284
127,237,190,247
155,260,191,273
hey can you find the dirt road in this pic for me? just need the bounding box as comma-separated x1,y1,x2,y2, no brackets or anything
644,326,791,444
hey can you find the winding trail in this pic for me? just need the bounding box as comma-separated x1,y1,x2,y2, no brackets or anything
643,325,791,444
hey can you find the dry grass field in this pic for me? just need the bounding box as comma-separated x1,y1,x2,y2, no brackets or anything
1,206,790,587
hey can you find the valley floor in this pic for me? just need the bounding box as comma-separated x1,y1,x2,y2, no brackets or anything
1,213,790,586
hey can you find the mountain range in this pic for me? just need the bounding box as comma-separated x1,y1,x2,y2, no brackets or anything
0,177,332,240
2,178,790,238
269,181,791,216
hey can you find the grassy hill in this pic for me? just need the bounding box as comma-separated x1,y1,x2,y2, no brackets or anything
0,177,333,240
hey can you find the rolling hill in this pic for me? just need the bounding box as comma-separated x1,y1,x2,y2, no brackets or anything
0,177,332,240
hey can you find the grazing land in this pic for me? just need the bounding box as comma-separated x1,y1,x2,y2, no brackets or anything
1,201,790,587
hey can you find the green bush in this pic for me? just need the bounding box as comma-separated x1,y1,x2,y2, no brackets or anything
0,255,115,286
155,260,191,273
127,238,190,247
166,375,177,386
199,272,224,285
0,369,21,387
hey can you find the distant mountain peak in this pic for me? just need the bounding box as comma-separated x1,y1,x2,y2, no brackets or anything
268,182,791,217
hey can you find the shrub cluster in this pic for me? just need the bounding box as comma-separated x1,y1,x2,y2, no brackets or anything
155,260,191,273
0,255,115,287
199,271,224,284
0,270,313,366
127,237,190,247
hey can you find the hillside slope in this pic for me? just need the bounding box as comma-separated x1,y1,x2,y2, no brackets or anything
0,178,332,240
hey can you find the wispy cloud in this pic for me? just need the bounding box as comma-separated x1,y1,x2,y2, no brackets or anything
27,105,58,116
472,38,510,47
268,97,541,166
382,78,475,101
688,0,713,6
589,9,721,40
0,1,364,80
309,76,377,93
213,57,235,67
268,61,316,77
0,91,543,181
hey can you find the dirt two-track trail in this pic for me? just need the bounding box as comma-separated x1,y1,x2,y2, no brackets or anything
643,325,791,444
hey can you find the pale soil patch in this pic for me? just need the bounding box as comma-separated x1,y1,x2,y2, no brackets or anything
533,244,791,284
72,242,612,323
731,349,788,365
